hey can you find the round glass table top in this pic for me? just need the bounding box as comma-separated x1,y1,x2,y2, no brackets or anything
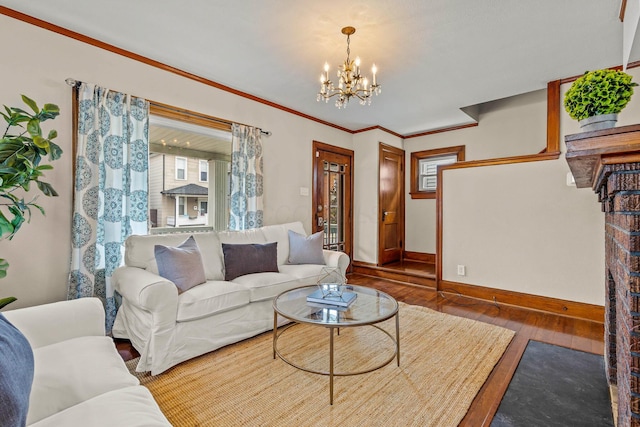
273,284,398,327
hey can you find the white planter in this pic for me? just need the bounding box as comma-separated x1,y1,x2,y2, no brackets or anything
579,113,618,132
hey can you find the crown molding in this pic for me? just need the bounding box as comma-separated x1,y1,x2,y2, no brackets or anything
0,6,355,134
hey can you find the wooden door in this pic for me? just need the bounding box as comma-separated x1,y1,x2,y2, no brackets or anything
378,143,405,265
312,141,353,267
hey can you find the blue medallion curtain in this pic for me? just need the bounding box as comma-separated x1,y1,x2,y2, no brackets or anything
68,83,149,332
229,124,264,230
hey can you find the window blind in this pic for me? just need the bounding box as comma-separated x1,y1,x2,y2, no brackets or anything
418,154,458,191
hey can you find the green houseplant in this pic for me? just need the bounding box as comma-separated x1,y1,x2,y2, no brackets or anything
564,69,638,132
0,95,62,309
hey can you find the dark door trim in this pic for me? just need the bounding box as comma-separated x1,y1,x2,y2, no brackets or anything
312,141,354,270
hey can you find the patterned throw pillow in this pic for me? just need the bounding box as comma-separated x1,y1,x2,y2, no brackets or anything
0,314,34,427
287,230,326,265
222,242,279,281
155,236,207,293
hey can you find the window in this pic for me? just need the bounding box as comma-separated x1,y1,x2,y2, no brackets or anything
418,155,457,191
148,104,232,232
410,145,465,199
176,157,187,180
199,160,209,182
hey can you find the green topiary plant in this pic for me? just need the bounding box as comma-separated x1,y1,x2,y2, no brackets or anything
0,95,62,309
564,69,638,121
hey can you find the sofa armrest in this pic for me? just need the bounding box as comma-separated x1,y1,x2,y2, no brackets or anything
3,298,105,349
112,266,178,314
322,250,350,277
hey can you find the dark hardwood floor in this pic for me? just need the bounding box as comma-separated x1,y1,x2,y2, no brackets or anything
380,259,436,277
348,273,605,426
116,269,605,426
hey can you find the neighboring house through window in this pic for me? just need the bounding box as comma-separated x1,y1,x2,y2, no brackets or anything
148,111,232,231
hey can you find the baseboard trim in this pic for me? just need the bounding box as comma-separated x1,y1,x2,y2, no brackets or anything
403,251,435,263
352,261,436,288
439,280,604,323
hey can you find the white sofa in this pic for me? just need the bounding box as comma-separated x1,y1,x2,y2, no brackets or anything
3,298,171,426
112,221,350,375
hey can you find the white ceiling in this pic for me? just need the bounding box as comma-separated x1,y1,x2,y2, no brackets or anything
1,0,637,135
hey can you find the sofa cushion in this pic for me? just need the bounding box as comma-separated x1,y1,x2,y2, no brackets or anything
278,264,335,281
28,386,170,427
177,280,251,322
288,230,325,265
0,314,34,427
261,222,307,266
27,336,139,425
155,236,206,293
218,227,267,245
125,232,224,281
231,272,300,302
222,242,279,281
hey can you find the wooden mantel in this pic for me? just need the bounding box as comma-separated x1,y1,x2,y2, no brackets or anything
565,124,640,188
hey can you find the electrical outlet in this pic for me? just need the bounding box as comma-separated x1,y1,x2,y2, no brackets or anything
457,265,466,276
566,172,576,186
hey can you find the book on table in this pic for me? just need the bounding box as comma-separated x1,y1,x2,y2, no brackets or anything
306,289,357,307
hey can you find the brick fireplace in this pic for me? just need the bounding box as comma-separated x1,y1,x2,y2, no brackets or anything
566,124,640,426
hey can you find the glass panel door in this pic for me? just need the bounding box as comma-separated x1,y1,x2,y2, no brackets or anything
323,161,346,252
313,142,353,269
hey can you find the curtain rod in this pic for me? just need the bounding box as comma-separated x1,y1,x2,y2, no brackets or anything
64,78,272,137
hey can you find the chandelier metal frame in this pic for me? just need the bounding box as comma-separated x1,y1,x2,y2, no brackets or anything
317,26,381,109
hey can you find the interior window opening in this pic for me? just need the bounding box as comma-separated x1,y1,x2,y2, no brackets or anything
148,114,232,233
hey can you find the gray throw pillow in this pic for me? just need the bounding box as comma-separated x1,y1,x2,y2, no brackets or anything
222,242,279,281
0,313,34,427
155,235,206,293
288,230,326,265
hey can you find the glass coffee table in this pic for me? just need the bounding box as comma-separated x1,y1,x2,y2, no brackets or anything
272,284,399,404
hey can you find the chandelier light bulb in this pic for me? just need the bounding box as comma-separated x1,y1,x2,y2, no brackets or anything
316,26,381,108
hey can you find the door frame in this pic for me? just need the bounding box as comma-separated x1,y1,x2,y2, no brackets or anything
378,143,405,266
312,141,354,270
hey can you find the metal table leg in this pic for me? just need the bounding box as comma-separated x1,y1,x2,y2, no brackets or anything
396,312,400,366
329,326,334,405
273,310,278,359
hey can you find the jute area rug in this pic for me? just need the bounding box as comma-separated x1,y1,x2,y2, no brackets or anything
127,303,515,427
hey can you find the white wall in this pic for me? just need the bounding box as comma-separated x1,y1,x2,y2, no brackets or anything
353,129,403,264
439,68,640,306
0,15,352,309
404,89,548,254
441,161,604,304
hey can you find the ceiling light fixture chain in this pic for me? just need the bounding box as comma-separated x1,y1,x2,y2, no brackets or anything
317,26,381,109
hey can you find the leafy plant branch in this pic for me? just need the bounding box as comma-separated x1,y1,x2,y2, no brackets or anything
0,95,62,309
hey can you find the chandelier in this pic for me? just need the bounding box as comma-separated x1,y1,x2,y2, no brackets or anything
317,26,381,109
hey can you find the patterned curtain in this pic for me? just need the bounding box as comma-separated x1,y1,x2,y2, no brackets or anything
229,124,264,230
68,83,149,332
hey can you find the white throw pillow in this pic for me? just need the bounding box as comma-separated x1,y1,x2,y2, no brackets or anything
287,230,325,265
155,235,206,293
